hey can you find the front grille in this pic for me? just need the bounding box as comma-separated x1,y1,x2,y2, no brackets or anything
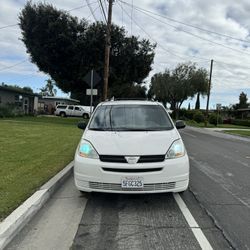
138,155,165,163
99,155,165,163
99,155,126,163
89,181,176,191
102,167,163,173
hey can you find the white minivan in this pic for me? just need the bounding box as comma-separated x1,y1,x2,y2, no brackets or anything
74,100,189,193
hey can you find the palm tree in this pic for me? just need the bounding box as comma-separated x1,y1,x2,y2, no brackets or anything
40,79,57,96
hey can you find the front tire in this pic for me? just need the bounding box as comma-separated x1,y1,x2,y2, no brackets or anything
60,112,66,117
83,113,89,119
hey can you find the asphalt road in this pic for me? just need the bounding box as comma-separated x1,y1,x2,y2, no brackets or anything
7,127,250,250
180,127,250,250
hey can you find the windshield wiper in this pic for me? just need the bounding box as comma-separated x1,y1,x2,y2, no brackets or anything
113,128,157,131
89,128,109,131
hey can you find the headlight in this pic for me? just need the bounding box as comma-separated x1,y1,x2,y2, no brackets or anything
166,139,185,159
78,140,99,159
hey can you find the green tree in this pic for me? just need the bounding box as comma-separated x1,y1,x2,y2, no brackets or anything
233,92,248,110
1,84,33,94
191,68,209,110
19,2,155,103
22,86,33,93
239,92,248,108
147,70,171,107
148,62,208,116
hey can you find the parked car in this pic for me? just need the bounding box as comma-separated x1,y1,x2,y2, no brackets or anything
74,100,189,194
54,105,90,119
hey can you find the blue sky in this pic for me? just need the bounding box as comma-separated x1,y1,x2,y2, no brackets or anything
0,0,250,108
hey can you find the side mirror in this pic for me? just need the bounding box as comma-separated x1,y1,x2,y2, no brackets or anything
175,120,186,129
77,122,87,130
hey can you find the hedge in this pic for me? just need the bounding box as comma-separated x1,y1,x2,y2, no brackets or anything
231,119,250,127
193,111,205,123
209,113,222,126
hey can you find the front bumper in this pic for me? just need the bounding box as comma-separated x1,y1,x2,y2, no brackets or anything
74,154,189,194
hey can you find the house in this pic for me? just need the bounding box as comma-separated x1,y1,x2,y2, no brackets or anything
237,107,250,119
38,96,80,114
0,85,38,114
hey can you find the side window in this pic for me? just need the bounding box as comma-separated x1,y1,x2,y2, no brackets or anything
68,106,74,110
15,95,19,101
74,107,80,111
57,105,67,109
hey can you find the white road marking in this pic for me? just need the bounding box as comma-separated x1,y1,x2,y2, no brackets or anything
173,193,213,250
181,131,197,138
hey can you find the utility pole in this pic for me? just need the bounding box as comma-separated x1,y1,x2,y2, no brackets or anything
103,0,114,101
205,59,213,127
90,69,93,114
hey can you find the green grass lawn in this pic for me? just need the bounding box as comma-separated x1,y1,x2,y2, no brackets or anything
0,116,83,220
223,130,250,137
185,120,250,129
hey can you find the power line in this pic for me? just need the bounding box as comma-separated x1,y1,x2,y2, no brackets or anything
0,59,28,72
86,0,98,21
120,0,250,45
0,24,18,30
66,2,98,12
130,0,133,35
120,1,250,71
98,0,108,23
103,0,108,13
118,1,210,62
5,71,44,83
214,60,250,71
86,5,100,21
121,1,250,56
98,1,106,22
0,2,100,73
118,1,183,60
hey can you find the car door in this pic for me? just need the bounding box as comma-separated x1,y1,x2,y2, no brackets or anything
67,105,74,116
73,106,83,117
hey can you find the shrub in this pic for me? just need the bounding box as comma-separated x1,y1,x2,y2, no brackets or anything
193,111,205,123
231,119,250,127
209,113,222,126
0,106,14,118
0,105,23,118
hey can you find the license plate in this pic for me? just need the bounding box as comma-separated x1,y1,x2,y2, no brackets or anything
121,177,144,188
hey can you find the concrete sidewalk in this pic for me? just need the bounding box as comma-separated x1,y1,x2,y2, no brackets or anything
6,175,87,250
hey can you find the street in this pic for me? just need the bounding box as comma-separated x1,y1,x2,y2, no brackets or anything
7,127,250,250
180,127,250,249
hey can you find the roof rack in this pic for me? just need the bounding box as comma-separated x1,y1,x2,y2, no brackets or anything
111,98,152,101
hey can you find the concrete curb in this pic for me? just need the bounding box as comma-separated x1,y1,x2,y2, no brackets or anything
0,161,74,250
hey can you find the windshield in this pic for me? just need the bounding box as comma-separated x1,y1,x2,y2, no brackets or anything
89,104,173,131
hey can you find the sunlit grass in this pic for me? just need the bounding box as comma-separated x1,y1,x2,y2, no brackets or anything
0,116,82,220
223,130,250,137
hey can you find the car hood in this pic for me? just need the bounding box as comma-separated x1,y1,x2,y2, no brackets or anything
82,129,180,155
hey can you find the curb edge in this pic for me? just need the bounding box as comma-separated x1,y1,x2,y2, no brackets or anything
0,161,74,250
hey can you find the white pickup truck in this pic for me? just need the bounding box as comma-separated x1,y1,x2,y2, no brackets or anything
54,105,90,119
